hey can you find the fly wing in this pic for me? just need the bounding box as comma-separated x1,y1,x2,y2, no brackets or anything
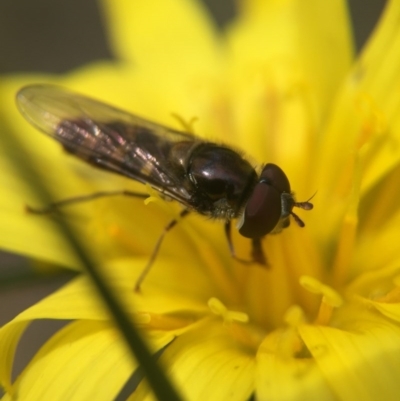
16,84,198,202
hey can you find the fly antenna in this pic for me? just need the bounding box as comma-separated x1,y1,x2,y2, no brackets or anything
291,191,316,227
294,191,316,211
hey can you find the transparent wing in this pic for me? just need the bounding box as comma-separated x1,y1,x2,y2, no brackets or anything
16,84,199,202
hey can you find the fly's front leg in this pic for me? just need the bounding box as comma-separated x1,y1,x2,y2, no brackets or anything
251,238,267,266
224,220,251,263
26,190,149,214
135,209,190,292
224,221,267,266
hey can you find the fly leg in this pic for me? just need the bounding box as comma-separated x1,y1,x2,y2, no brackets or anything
224,221,267,266
134,209,190,292
26,190,148,214
251,238,267,266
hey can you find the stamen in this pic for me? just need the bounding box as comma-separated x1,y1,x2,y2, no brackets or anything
282,307,311,358
331,152,361,286
300,276,343,307
139,312,196,330
284,305,306,326
208,298,262,351
355,93,387,148
300,276,343,325
208,297,249,324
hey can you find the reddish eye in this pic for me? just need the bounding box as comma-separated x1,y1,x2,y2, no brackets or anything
238,163,291,238
259,163,290,194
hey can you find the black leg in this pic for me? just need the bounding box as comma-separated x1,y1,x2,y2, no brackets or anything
251,238,267,266
26,190,148,214
134,209,190,292
224,221,267,265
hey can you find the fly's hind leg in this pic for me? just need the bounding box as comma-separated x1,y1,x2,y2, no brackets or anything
134,208,190,292
26,190,149,214
27,189,190,291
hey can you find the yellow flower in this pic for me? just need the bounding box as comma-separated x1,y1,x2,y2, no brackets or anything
1,0,400,400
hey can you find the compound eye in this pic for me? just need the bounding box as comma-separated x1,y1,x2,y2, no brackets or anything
237,163,292,239
260,163,291,193
237,181,281,238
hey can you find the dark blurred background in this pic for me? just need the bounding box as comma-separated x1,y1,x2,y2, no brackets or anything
0,0,387,74
0,0,387,382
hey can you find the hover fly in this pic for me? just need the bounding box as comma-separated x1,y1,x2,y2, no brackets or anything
16,85,313,290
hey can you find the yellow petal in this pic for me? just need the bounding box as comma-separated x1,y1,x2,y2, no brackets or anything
100,0,221,113
0,78,86,269
315,0,400,202
300,320,400,401
228,0,353,120
0,258,207,391
0,148,83,269
369,301,400,322
0,278,109,390
256,358,335,401
132,320,255,401
0,321,29,394
256,336,336,401
5,321,136,401
351,218,400,279
356,0,400,192
359,163,400,232
99,0,225,133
